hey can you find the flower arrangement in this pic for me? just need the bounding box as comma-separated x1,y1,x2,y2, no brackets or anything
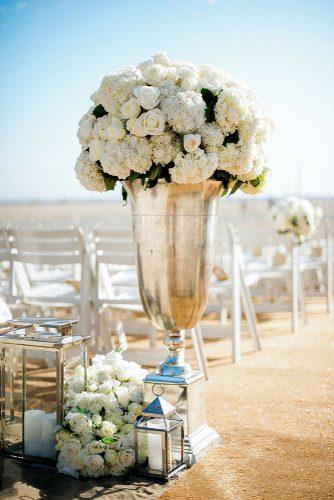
75,52,272,200
56,350,147,478
271,197,323,243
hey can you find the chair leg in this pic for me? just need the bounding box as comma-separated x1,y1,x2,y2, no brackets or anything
190,325,209,380
241,279,261,351
115,320,128,351
298,276,308,325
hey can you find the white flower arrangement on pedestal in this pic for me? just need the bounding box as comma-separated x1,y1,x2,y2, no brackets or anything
75,52,272,200
56,350,147,479
271,196,323,243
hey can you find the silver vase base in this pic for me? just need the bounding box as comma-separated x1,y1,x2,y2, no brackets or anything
184,425,222,466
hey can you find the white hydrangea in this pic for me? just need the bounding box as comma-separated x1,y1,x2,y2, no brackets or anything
215,87,250,134
100,135,152,179
240,168,269,195
198,123,224,148
160,91,206,134
150,132,181,165
87,139,105,163
170,150,218,184
212,143,256,176
91,68,144,114
75,53,271,196
77,112,96,148
74,152,106,192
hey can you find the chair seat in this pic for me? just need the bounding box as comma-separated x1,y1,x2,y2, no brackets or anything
15,283,80,303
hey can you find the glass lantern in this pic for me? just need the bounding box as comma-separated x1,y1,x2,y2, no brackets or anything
134,384,186,480
0,318,89,464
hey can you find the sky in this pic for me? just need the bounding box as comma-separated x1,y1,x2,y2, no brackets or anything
0,0,334,202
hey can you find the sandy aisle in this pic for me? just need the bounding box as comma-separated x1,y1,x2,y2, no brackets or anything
160,300,334,499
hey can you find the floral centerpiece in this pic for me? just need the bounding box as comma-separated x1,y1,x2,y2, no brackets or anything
56,350,147,478
75,52,272,199
271,196,323,244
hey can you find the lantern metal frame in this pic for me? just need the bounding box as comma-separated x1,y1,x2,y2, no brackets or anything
134,389,186,481
0,318,89,465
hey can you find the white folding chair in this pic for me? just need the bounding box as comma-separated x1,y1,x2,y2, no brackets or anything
7,229,91,337
0,229,11,301
203,223,261,363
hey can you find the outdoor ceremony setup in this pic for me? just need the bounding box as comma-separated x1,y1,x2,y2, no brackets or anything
1,40,334,500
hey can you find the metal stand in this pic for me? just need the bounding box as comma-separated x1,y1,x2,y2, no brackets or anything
145,367,221,465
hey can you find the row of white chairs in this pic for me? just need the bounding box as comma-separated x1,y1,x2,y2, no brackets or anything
0,220,332,374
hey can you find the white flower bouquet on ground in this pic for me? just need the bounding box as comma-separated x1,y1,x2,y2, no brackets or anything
75,52,272,199
271,196,323,244
56,350,147,478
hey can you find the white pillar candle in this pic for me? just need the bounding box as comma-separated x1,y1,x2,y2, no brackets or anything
40,413,57,459
147,419,164,472
24,410,45,456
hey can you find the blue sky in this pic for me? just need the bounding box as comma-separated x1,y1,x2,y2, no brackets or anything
1,0,334,201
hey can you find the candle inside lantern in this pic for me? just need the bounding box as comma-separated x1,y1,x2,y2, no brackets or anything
40,413,57,459
24,410,45,456
24,410,57,458
147,419,164,471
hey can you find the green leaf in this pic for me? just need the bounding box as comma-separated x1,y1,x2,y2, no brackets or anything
102,437,117,444
201,88,219,123
221,188,229,197
291,215,298,227
148,165,161,180
128,171,140,183
223,130,239,146
122,186,128,204
92,104,107,118
115,344,123,353
76,406,90,416
250,177,261,187
103,174,117,191
229,180,242,196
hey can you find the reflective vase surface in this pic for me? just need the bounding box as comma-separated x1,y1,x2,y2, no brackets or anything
124,180,223,380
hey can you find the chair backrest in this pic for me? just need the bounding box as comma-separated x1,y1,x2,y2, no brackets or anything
8,229,85,265
92,229,137,302
0,229,10,262
92,229,135,266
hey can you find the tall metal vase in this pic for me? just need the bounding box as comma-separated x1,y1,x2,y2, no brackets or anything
124,180,222,462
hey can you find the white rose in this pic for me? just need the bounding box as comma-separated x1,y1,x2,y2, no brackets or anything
127,402,143,416
95,421,117,439
139,109,165,136
92,365,113,384
115,386,130,408
133,85,160,110
84,454,105,476
104,449,118,465
121,423,134,435
88,139,105,162
91,414,103,427
110,465,127,476
98,381,115,394
68,413,92,434
181,75,199,91
142,63,167,85
184,134,201,153
93,116,126,141
152,52,172,66
106,412,124,430
125,412,137,424
120,97,141,119
86,440,106,455
60,440,81,460
118,448,135,468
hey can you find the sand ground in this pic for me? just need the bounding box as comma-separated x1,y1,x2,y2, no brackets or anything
0,298,333,499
